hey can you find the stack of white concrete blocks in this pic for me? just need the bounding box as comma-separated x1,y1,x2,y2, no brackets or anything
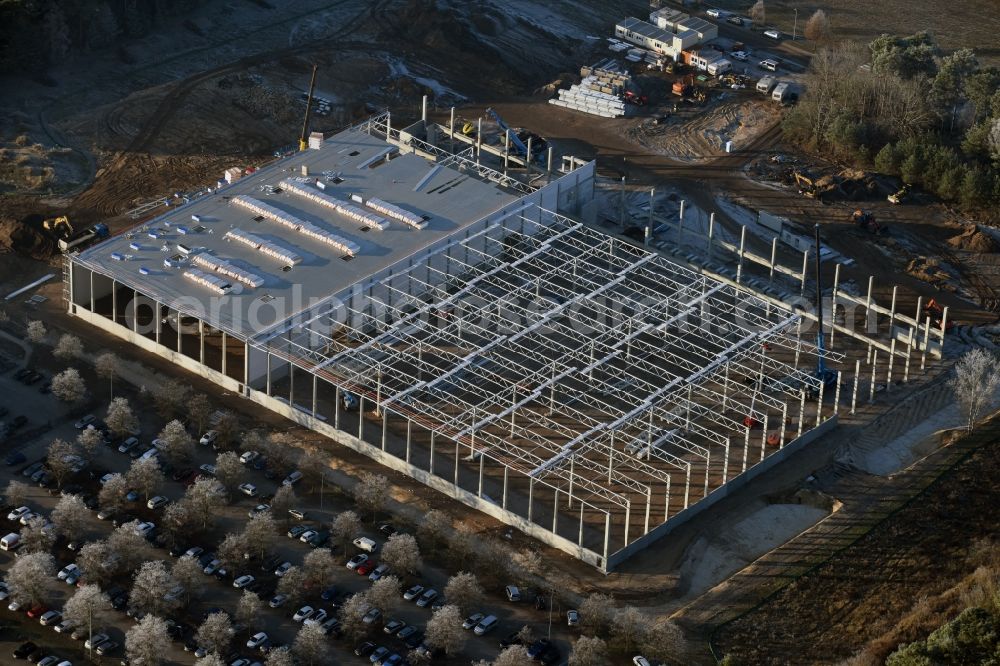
549,76,627,118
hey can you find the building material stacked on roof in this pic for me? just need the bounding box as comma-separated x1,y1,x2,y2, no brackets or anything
363,197,427,230
279,179,391,231
231,195,361,256
224,228,303,266
191,253,266,288
183,267,230,294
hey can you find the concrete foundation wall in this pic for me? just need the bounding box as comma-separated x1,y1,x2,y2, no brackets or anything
604,415,839,570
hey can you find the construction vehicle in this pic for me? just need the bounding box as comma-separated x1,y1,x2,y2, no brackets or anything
671,74,694,97
42,216,73,239
297,64,319,152
461,120,476,137
924,299,955,332
622,89,648,105
485,108,547,162
58,223,109,253
888,183,911,204
794,171,822,199
850,209,888,234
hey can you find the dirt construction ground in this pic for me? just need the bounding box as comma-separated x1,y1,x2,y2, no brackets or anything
1,0,1000,663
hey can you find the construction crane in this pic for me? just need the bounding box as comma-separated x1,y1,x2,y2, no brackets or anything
485,108,545,162
812,224,838,395
298,64,319,152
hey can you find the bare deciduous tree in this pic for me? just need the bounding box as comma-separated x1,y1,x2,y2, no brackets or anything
242,510,277,562
46,438,77,488
172,555,203,605
51,493,88,542
446,523,475,568
264,646,294,666
443,572,484,615
130,560,179,617
20,515,55,553
569,636,608,666
217,533,249,570
265,432,296,476
580,593,615,636
293,622,327,666
381,533,422,577
271,484,296,522
126,613,171,666
749,0,765,27
157,419,195,466
126,456,162,502
76,426,103,462
108,521,153,572
366,575,401,615
98,473,128,514
63,584,113,633
6,551,56,605
26,320,46,344
188,394,212,436
237,589,265,631
76,540,114,587
196,611,234,657
54,333,83,360
52,368,87,403
642,618,684,662
301,548,337,590
213,410,239,450
95,352,119,399
354,472,390,522
162,502,193,544
425,604,466,655
214,451,246,497
804,9,830,41
949,348,1000,431
612,606,645,652
331,510,360,554
106,397,139,439
276,566,308,606
183,477,226,530
417,509,451,549
337,592,371,642
492,645,532,666
152,378,189,420
4,480,30,507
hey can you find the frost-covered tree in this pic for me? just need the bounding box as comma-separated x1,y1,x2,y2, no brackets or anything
265,647,294,666
76,426,103,462
949,348,1000,431
443,572,484,615
276,566,308,606
301,548,337,590
612,606,645,652
337,592,371,642
381,533,422,577
196,611,234,657
152,378,189,420
354,472,390,522
4,480,30,507
331,509,360,554
106,397,139,439
214,451,246,497
63,584,113,634
580,593,614,636
20,515,55,553
183,477,226,529
417,509,450,548
367,575,401,615
46,438,77,488
641,618,684,662
130,560,179,617
52,368,87,403
157,419,195,466
425,604,466,655
749,0,765,27
216,532,249,570
126,456,162,502
26,320,46,344
95,352,119,399
804,9,830,41
51,493,88,541
108,520,153,571
293,622,327,666
172,555,204,605
98,473,128,514
188,394,213,436
77,540,114,586
236,590,264,631
270,484,296,522
54,333,83,360
569,636,608,666
6,551,56,605
126,614,171,666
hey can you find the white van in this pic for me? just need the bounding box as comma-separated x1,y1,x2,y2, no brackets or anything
1,533,21,551
772,82,792,103
707,59,732,76
764,29,781,40
760,59,779,72
756,76,777,94
706,8,723,18
352,537,377,553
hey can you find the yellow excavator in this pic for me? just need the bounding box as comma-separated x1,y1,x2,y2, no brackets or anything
461,121,476,137
43,216,73,239
298,64,319,152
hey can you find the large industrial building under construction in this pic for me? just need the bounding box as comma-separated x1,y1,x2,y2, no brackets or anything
63,111,942,572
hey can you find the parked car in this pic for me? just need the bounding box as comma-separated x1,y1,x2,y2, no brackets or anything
85,633,110,650
287,525,308,539
397,625,419,642
203,559,222,575
474,615,499,635
74,415,96,429
362,607,382,624
39,610,62,626
233,575,255,589
134,521,155,537
403,584,425,601
632,657,652,666
146,496,169,510
198,464,216,476
274,562,293,577
462,612,485,630
57,564,80,582
567,609,580,626
764,28,782,40
12,641,37,659
303,608,328,626
728,15,744,25
355,642,376,657
321,617,341,636
415,589,439,608
248,504,270,518
731,50,748,61
198,430,218,446
505,585,522,602
246,632,268,649
383,620,405,635
95,640,119,656
356,560,376,576
4,452,26,466
238,483,258,497
369,564,390,581
118,437,139,454
292,606,314,623
353,536,378,553
269,594,288,609
7,506,31,521
239,451,258,465
346,553,369,570
369,647,389,664
281,471,303,486
288,508,307,521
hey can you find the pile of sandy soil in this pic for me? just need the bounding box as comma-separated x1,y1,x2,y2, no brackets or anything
947,225,998,253
0,214,55,260
906,256,959,291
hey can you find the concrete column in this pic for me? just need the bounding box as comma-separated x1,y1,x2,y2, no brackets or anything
528,478,535,523
887,338,897,389
503,131,510,175
454,439,460,486
405,418,412,463
198,320,205,364
358,396,365,441
176,311,182,354
311,374,317,418
664,474,671,519
221,332,227,377
797,389,806,438
476,118,482,164
478,453,484,498
851,360,860,414
552,489,559,534
449,106,455,149
834,370,842,415
421,95,428,123
736,225,746,284
707,212,715,260
265,351,272,396
643,487,651,535
769,237,778,282
869,351,878,403
289,362,294,406
816,377,825,427
921,318,931,372
602,512,611,567
567,456,575,508
334,386,341,429
547,146,554,175
89,271,95,312
741,427,750,473
722,437,730,483
502,466,508,509
829,263,840,348
780,404,787,448
623,500,631,547
429,431,435,474
154,301,161,344
386,112,391,139
759,416,768,462
800,250,808,295
526,137,533,178
112,279,117,325
578,503,585,546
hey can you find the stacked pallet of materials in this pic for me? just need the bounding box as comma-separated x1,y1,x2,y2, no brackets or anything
549,76,627,118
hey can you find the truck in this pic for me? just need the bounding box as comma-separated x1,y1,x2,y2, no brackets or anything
1,533,21,551
707,59,732,76
756,76,777,94
771,82,791,103
58,223,109,253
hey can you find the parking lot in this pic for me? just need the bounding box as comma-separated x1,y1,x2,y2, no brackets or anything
0,348,580,665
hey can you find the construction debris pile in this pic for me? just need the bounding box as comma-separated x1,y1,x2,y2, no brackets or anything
549,60,637,118
750,156,899,203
